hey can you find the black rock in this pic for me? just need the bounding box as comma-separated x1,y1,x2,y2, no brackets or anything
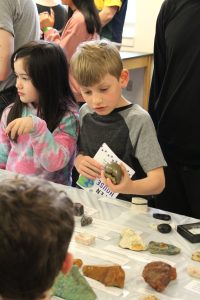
157,223,172,234
153,213,171,221
74,202,84,216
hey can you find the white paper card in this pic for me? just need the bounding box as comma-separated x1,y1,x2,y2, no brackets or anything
77,143,135,198
185,280,200,294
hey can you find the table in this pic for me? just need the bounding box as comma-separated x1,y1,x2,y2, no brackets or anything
120,52,153,110
0,170,199,300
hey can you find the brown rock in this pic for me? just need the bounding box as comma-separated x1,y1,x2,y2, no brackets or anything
142,261,177,292
82,265,125,288
73,258,83,269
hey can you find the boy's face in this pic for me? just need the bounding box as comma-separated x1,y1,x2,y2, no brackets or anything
79,70,129,115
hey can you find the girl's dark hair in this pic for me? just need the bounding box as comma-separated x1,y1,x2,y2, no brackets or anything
68,0,101,34
8,41,77,133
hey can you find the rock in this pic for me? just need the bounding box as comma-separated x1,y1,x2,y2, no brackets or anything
74,202,84,216
139,295,159,300
142,261,177,292
82,265,125,288
73,258,83,268
53,265,96,300
187,265,200,278
157,223,172,233
75,232,95,246
104,163,122,184
148,241,181,255
192,250,200,262
81,214,93,226
153,213,171,221
119,228,146,251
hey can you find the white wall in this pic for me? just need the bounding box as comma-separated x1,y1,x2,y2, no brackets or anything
134,0,164,52
123,0,164,106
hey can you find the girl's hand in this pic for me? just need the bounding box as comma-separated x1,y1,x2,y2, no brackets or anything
75,155,103,180
101,163,132,194
5,117,34,140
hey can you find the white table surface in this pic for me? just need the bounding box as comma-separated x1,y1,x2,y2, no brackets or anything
0,170,200,300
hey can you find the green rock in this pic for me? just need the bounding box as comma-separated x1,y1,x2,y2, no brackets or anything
53,265,97,300
147,241,181,255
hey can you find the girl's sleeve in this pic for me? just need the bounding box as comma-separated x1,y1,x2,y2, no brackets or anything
0,112,11,169
30,112,79,172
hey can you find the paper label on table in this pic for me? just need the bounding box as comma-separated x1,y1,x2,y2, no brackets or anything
86,277,128,297
69,241,129,265
104,245,176,266
76,143,135,198
185,280,200,294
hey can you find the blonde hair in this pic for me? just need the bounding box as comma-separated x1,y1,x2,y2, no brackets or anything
70,39,123,86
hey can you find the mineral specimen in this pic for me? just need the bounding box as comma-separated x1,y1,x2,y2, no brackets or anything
53,265,96,300
73,202,84,216
119,228,146,251
157,223,172,233
139,295,159,300
81,214,93,226
142,261,177,292
187,265,200,278
192,250,200,262
104,162,122,184
147,241,181,255
153,213,171,221
82,265,125,288
73,258,83,268
75,232,95,246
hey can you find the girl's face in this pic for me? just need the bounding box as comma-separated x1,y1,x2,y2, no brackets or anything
14,58,39,105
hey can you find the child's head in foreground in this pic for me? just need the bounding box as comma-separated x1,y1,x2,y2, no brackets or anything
70,39,130,115
0,176,74,300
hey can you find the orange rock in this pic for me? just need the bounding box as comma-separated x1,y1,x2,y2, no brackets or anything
82,265,125,288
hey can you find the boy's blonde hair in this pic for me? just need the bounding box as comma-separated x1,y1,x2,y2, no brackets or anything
70,39,123,86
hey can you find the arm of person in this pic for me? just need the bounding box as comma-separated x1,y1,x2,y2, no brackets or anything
31,113,79,172
102,164,165,195
74,154,103,180
0,110,11,169
148,1,167,125
99,6,119,26
0,29,14,81
6,112,79,172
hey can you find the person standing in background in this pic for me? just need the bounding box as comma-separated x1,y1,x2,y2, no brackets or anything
0,0,40,116
95,0,128,43
149,0,200,219
40,0,101,103
35,0,68,32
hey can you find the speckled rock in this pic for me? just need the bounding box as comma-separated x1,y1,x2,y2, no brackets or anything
147,241,181,255
192,250,200,262
81,214,93,226
53,265,96,300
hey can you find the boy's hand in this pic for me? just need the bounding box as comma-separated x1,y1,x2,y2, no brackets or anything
101,163,132,194
5,117,33,140
75,155,103,180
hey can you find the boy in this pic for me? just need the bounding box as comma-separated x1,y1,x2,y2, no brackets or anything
0,176,74,300
70,40,166,201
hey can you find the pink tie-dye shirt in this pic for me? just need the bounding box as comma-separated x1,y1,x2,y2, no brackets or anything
0,104,79,185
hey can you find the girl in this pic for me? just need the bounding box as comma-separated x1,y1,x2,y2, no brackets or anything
40,0,101,102
0,41,79,185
